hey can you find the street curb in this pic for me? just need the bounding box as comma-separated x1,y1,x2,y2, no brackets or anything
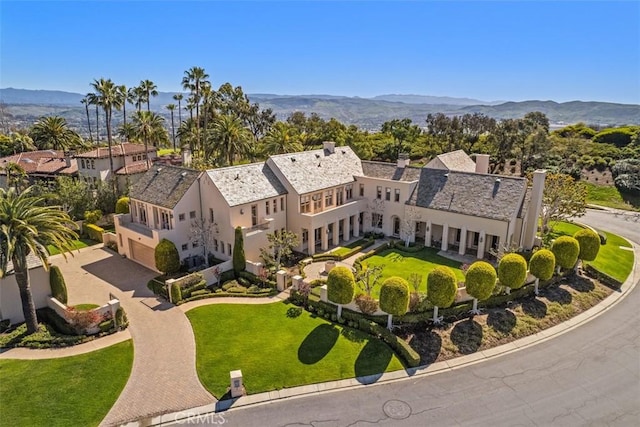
154,241,639,427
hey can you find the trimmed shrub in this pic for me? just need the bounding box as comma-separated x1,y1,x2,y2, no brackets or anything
115,196,130,214
598,231,607,245
498,253,528,290
99,320,113,333
115,307,128,328
85,223,104,242
573,229,601,262
147,278,168,298
359,319,421,367
379,277,410,316
354,294,379,315
426,266,458,308
83,209,102,225
232,226,245,277
49,265,68,304
465,261,497,301
327,266,356,305
155,238,180,275
170,283,182,303
529,249,555,281
36,307,76,336
551,236,580,269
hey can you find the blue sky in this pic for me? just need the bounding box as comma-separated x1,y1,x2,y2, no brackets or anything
1,1,639,103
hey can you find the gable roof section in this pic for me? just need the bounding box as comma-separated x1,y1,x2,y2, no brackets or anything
75,143,155,159
427,150,476,172
360,161,422,182
268,146,363,194
129,165,200,209
206,162,287,207
0,150,77,176
408,169,526,221
115,161,152,175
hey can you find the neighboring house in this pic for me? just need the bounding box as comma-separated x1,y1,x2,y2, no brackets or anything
75,142,157,191
115,165,202,271
115,143,545,271
0,150,77,188
0,254,51,324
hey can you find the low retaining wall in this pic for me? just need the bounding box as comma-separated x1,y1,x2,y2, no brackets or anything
47,296,120,334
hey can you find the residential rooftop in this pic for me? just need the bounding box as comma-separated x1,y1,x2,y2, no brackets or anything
75,143,155,159
0,150,77,176
430,149,477,172
206,162,287,207
129,164,201,209
360,160,422,182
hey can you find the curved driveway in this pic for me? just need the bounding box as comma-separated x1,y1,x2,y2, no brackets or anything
199,209,640,426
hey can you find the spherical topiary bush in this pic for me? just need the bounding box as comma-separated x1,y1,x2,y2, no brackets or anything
427,266,458,308
529,249,556,281
49,265,68,304
551,236,580,269
379,277,410,316
497,253,528,291
327,266,355,305
573,228,601,262
465,261,497,302
115,196,130,214
155,238,180,274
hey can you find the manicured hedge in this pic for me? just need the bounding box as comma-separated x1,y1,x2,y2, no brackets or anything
85,223,104,243
155,239,180,275
551,236,580,269
358,319,421,367
529,249,555,281
465,261,497,301
497,253,528,290
311,238,375,261
115,196,130,214
426,266,458,308
49,265,68,304
584,264,622,288
170,283,182,303
327,266,356,305
379,277,410,316
574,229,601,262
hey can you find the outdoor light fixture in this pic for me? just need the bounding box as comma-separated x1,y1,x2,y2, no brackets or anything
240,209,244,214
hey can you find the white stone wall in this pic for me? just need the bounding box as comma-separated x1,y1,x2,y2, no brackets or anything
0,266,50,324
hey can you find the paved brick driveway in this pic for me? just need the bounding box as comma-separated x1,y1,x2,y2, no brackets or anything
51,245,214,426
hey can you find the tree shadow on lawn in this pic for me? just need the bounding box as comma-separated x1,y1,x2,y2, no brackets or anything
521,297,548,319
565,274,595,293
354,339,393,384
486,309,517,333
450,319,483,354
298,324,339,365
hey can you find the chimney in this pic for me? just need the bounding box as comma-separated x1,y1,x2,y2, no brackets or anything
522,169,546,250
323,141,335,154
397,153,410,168
182,147,192,167
63,151,74,168
474,154,490,174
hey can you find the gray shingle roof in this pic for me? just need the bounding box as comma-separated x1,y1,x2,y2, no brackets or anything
129,165,201,209
360,161,422,182
207,163,287,207
430,150,476,172
408,169,526,221
268,146,363,194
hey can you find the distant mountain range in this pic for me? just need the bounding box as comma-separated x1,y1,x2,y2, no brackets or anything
1,88,638,131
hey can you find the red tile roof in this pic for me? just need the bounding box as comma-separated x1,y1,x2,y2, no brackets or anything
115,161,152,175
0,150,77,176
75,143,156,159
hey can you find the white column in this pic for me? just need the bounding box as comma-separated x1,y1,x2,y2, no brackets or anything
333,220,340,246
321,225,329,251
459,227,467,255
344,217,350,242
477,231,486,259
308,228,315,255
441,223,449,251
353,215,360,237
425,220,432,247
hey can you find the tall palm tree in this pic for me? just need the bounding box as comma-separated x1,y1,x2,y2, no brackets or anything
166,104,177,152
81,95,94,143
133,85,146,112
90,78,123,177
0,187,78,334
29,116,82,151
209,114,251,166
173,93,183,124
117,85,129,127
132,111,167,164
139,79,158,112
87,93,100,144
182,67,209,147
117,122,137,143
262,122,303,155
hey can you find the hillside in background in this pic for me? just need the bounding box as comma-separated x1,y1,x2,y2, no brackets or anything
1,88,638,131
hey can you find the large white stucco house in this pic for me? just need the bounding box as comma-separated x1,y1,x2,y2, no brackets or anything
115,141,545,272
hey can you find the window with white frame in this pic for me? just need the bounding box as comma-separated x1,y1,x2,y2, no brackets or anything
251,204,258,226
312,193,322,211
300,195,310,213
345,184,353,200
273,199,278,213
376,186,382,199
385,187,391,201
325,189,333,206
266,200,270,215
394,188,400,202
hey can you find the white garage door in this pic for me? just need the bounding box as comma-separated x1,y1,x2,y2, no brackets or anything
129,239,156,271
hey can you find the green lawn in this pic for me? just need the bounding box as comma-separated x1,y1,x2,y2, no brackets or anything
549,221,634,284
330,238,371,257
47,238,96,255
585,182,639,211
186,302,403,398
72,304,100,311
0,340,133,427
362,247,465,297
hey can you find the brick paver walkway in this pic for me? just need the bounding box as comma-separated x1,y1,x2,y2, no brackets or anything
48,246,214,426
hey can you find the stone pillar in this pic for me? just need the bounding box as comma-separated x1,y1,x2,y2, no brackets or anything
477,231,486,259
320,284,328,302
459,227,467,255
441,224,449,251
344,217,350,242
230,370,245,398
108,299,120,328
276,270,288,291
425,220,432,247
353,215,360,237
291,275,303,291
321,225,329,251
308,228,315,255
332,220,340,246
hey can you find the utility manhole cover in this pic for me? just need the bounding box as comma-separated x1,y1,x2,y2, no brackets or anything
383,400,411,420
